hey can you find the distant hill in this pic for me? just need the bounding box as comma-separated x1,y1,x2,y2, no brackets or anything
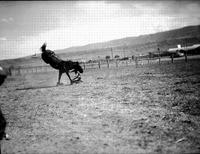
1,24,200,68
56,24,200,54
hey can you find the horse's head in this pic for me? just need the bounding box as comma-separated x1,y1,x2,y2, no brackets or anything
40,43,47,52
74,62,83,73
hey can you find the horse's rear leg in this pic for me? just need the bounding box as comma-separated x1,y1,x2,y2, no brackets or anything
65,72,73,85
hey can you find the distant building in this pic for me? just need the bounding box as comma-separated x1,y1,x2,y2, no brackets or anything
168,44,200,55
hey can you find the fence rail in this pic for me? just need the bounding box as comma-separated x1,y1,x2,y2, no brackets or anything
10,55,188,76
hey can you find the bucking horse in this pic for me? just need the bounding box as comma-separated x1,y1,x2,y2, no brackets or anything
40,43,83,85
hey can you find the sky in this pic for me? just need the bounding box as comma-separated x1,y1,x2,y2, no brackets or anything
0,0,200,60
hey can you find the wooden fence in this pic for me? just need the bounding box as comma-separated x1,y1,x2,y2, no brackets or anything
10,55,189,76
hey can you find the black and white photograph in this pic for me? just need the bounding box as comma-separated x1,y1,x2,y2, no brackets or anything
0,0,200,153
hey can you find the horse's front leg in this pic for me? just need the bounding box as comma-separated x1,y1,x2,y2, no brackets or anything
65,72,73,85
57,69,63,85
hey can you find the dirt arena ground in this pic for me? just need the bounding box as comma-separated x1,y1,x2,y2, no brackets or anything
1,58,200,154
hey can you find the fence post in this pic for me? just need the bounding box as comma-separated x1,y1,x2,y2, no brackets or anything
98,60,101,69
159,55,161,65
106,59,109,68
158,57,161,65
135,57,138,68
115,59,118,67
171,54,174,63
184,51,188,63
158,48,161,65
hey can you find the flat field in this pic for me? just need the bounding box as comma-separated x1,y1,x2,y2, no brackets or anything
1,58,200,154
